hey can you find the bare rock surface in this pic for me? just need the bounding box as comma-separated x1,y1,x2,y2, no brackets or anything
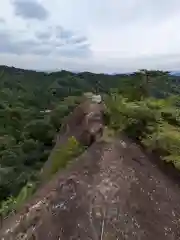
41,100,104,180
1,137,180,239
1,100,180,239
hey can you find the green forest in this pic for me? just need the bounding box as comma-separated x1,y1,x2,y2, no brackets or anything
1,65,180,218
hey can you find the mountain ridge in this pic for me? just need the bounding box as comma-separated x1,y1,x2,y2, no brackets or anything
1,65,180,238
1,98,180,239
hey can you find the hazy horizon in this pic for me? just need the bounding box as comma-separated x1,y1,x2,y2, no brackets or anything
0,1,180,73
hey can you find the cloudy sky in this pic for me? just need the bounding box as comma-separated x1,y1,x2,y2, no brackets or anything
0,0,180,73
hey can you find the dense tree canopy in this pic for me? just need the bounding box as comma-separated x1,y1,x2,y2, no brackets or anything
0,65,180,218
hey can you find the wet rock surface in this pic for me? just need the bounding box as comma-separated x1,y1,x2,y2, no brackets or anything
1,137,180,239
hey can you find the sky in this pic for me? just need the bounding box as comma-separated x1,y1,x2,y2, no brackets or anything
0,0,180,73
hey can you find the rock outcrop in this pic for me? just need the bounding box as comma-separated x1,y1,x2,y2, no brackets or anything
59,98,104,146
40,98,104,180
1,98,180,240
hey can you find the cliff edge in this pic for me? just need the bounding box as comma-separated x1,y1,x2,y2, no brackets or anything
1,97,180,240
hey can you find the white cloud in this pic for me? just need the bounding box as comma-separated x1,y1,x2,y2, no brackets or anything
0,0,180,73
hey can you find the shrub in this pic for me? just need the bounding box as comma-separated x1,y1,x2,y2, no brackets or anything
105,92,180,170
0,196,16,218
0,181,36,219
105,94,160,140
143,122,180,169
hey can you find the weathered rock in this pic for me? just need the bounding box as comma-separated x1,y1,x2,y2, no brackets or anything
1,100,180,240
1,137,180,239
59,99,104,145
40,99,104,180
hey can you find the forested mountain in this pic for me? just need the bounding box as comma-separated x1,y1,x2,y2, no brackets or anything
1,65,180,218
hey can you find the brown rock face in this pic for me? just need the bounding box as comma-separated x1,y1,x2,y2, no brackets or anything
1,101,180,240
40,99,104,180
57,99,104,146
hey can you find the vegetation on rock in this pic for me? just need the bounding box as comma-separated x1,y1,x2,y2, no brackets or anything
105,71,180,169
1,66,180,218
47,137,84,178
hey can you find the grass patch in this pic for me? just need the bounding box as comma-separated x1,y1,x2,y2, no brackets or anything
48,136,84,178
0,181,36,219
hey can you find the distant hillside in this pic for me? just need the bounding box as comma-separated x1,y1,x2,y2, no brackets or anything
0,66,180,104
1,66,180,239
170,71,180,76
1,65,180,220
0,65,125,207
0,65,124,107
